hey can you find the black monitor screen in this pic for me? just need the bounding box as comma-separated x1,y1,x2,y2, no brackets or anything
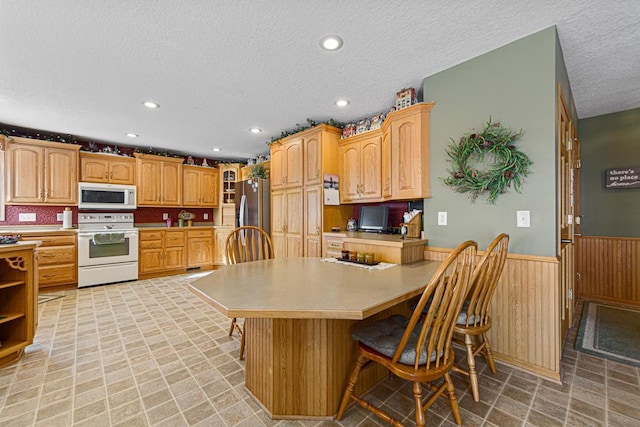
358,206,389,232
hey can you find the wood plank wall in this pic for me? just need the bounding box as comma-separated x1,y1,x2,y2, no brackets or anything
576,236,640,306
424,247,561,382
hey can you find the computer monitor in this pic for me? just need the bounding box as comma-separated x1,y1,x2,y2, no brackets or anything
358,205,389,233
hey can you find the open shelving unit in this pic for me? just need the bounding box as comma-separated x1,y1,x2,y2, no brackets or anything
0,244,37,368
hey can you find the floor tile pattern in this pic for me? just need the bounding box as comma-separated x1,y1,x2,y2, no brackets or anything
0,274,638,426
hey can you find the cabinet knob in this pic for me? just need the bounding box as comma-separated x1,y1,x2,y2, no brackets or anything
105,172,108,178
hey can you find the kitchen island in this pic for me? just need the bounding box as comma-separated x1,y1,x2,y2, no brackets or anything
189,257,440,419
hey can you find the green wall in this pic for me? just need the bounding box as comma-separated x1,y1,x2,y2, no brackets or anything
579,108,640,237
422,27,560,256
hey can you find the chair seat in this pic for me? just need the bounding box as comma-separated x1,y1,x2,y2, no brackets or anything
352,315,438,365
455,301,477,325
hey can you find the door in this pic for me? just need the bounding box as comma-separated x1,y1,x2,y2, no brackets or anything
271,190,286,258
338,139,360,203
558,85,578,338
304,185,322,257
7,144,44,203
304,132,321,186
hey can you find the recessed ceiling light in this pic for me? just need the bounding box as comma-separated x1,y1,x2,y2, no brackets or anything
320,35,343,51
142,101,160,109
335,99,350,107
249,128,262,134
212,147,222,152
126,133,139,138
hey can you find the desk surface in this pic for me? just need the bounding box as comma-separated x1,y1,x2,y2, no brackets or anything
189,257,440,320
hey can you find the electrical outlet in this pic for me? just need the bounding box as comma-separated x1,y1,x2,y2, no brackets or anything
57,213,64,221
162,213,168,220
516,210,531,228
437,211,447,226
19,213,36,222
203,213,209,220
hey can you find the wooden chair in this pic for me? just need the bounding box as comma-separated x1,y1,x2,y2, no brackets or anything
452,233,509,402
224,226,274,360
336,240,478,427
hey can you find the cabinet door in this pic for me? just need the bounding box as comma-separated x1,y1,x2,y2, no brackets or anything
284,139,303,188
381,128,392,199
161,161,182,206
360,136,382,201
139,248,164,273
304,185,322,257
183,168,201,206
6,144,44,203
80,156,109,183
137,159,161,205
201,168,219,207
304,133,321,186
285,187,303,257
109,159,135,185
45,148,78,204
270,145,285,190
271,190,287,258
390,106,430,199
187,238,213,267
214,228,231,265
165,246,185,269
338,140,360,203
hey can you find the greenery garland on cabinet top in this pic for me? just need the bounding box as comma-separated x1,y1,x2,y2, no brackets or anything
264,118,344,146
443,118,533,203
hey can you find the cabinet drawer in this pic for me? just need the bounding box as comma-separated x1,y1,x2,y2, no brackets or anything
165,231,185,247
139,230,164,241
326,249,342,258
38,246,76,266
39,264,76,286
22,234,76,247
140,240,162,250
325,239,344,250
187,229,213,238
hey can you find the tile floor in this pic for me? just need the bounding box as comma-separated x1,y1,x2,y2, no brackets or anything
1,273,639,426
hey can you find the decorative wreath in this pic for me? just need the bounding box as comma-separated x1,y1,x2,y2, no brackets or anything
443,118,532,203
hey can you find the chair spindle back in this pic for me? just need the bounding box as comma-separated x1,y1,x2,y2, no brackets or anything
225,226,274,265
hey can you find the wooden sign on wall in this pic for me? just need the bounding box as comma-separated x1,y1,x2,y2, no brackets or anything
605,167,640,189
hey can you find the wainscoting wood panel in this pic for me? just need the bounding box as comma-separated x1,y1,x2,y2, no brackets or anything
576,236,640,306
424,247,561,381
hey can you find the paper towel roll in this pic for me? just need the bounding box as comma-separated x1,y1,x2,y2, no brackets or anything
62,208,72,229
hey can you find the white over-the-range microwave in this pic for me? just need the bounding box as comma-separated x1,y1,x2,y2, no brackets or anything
78,182,137,210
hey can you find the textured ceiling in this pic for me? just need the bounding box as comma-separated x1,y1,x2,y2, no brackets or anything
1,1,639,160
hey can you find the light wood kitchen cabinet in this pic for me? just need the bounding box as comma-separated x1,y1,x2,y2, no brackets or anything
304,185,322,257
384,102,434,200
213,227,232,265
271,188,303,258
79,152,136,185
270,137,303,190
2,136,80,205
217,164,240,227
134,153,183,206
183,165,219,207
186,229,213,267
338,130,382,203
139,229,185,276
0,243,37,368
381,128,392,199
164,230,186,270
19,233,77,289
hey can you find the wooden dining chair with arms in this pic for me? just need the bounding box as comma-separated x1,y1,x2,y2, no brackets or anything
225,226,274,360
451,233,509,402
336,240,478,427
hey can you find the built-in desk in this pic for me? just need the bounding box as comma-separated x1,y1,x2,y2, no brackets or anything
323,231,428,264
189,257,440,419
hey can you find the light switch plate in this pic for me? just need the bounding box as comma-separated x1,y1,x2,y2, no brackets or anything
203,213,209,220
437,211,447,226
516,210,530,228
19,213,36,222
57,213,63,221
162,213,168,220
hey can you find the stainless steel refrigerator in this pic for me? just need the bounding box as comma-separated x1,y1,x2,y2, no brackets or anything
235,179,270,235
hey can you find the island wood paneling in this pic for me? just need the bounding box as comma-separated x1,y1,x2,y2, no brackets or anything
576,236,640,306
424,247,561,381
244,304,410,419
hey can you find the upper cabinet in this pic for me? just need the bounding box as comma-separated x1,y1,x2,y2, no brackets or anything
183,165,219,207
384,102,434,200
134,153,183,206
270,138,303,190
80,152,135,185
1,136,80,205
338,131,382,203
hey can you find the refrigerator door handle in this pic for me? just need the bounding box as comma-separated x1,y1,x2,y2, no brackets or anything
239,194,247,245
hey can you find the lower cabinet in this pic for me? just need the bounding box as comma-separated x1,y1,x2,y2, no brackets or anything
214,227,232,265
18,233,77,289
139,228,213,278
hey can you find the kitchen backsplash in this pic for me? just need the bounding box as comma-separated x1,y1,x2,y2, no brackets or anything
1,205,215,226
